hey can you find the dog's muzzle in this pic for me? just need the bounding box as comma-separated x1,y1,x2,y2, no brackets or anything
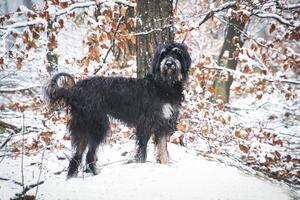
161,58,180,75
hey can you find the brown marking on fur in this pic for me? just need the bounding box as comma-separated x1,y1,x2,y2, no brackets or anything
156,135,169,164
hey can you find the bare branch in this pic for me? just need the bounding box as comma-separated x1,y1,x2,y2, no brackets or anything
191,1,236,30
0,84,41,93
278,3,300,10
203,65,300,85
103,16,124,64
35,149,46,198
0,19,47,30
56,0,135,17
0,120,18,131
253,11,295,27
0,132,14,150
0,0,135,30
135,24,173,36
14,181,45,199
0,177,23,186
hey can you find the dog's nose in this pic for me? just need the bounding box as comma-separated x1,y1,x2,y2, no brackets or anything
165,60,174,68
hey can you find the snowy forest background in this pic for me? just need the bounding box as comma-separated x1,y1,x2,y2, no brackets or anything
0,0,299,199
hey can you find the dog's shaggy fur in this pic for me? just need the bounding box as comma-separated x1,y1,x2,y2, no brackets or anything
44,42,191,179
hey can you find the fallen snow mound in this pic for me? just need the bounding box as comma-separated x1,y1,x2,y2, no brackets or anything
28,140,291,200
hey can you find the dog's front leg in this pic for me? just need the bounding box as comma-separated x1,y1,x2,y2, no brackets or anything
155,134,169,164
134,129,151,163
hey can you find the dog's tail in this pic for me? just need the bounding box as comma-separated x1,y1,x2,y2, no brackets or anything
43,72,75,109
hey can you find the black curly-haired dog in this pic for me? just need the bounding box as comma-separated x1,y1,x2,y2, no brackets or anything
44,41,191,179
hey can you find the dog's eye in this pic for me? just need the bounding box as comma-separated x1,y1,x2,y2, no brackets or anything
160,48,167,55
172,47,181,53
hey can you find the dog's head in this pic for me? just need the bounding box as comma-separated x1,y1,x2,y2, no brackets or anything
151,42,191,84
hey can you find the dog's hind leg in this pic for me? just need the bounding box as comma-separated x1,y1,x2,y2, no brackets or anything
67,137,87,179
86,142,99,175
86,116,109,175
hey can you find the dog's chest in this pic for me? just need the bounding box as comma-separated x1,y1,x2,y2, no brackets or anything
161,103,176,119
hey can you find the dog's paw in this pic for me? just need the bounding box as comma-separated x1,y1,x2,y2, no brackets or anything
66,172,78,180
86,165,100,175
156,154,169,164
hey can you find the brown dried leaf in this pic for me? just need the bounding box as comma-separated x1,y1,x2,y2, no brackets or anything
234,130,241,137
250,43,257,51
120,6,127,16
201,124,209,135
177,122,186,131
239,144,249,154
269,23,276,33
292,158,300,164
59,2,69,9
58,19,64,29
16,57,23,70
63,135,71,141
273,139,283,147
272,151,281,161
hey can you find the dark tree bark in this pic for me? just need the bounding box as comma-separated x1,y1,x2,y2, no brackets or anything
213,11,247,103
136,0,174,78
23,0,33,9
46,20,58,75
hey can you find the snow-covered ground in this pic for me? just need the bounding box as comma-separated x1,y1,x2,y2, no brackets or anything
0,140,294,200
0,1,299,199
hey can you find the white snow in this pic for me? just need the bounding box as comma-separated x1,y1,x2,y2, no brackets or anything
0,140,291,200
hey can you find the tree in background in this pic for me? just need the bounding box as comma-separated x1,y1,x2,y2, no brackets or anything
136,0,174,77
213,3,247,103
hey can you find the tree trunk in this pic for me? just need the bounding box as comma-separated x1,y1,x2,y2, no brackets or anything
46,20,58,75
213,12,246,103
136,0,174,78
23,0,33,9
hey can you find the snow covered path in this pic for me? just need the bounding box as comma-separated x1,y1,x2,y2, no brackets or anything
23,141,292,200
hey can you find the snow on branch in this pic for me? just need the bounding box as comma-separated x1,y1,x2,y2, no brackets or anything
253,11,295,27
191,1,236,30
203,65,300,85
0,18,47,30
56,0,135,17
278,3,300,10
0,0,135,30
135,25,173,36
0,84,41,93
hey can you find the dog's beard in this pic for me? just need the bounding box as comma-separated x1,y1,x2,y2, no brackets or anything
159,57,183,83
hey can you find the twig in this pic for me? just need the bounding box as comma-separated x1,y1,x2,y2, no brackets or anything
0,19,47,30
135,25,173,36
225,102,270,111
56,0,135,18
190,1,236,31
35,148,46,198
0,85,41,93
13,181,45,199
0,120,19,131
0,1,135,30
94,16,124,74
203,65,300,85
21,113,25,192
0,132,14,150
0,177,23,186
278,3,300,10
103,16,124,64
253,11,295,27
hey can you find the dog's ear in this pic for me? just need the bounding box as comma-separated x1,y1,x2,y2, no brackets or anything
179,44,191,73
151,45,164,74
